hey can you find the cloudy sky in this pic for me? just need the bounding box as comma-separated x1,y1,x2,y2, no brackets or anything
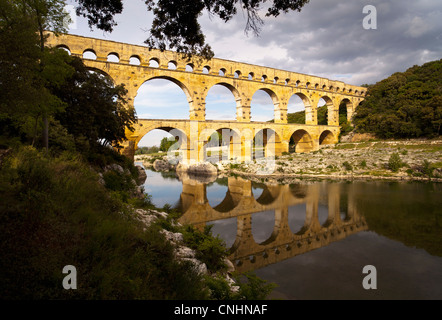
65,0,442,145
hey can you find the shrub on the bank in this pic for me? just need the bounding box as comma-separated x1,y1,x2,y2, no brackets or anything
342,161,353,171
407,160,438,178
205,272,277,300
388,152,403,172
229,163,240,170
232,272,278,300
182,225,228,272
422,160,435,177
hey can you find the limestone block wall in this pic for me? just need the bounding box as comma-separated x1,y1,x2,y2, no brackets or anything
46,32,365,160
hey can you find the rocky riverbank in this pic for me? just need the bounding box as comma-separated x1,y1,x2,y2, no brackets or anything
134,207,239,293
121,162,241,296
135,139,442,182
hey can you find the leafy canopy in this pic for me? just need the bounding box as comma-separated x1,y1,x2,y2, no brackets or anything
74,0,310,58
51,56,135,149
0,0,73,146
353,59,442,138
0,0,136,152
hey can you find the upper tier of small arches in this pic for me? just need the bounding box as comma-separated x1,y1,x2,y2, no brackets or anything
54,40,366,97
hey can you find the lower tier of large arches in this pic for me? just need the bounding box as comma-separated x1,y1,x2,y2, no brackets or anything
122,119,340,161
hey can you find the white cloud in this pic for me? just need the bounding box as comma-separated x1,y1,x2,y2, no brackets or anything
405,16,431,38
67,0,442,117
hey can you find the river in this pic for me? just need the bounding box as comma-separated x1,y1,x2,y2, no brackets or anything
139,165,442,300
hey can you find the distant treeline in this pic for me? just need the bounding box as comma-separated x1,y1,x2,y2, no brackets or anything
135,146,159,155
353,59,442,138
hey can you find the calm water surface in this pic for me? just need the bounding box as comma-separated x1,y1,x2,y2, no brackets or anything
141,165,442,300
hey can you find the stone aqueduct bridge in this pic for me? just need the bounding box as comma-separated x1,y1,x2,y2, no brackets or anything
177,174,367,272
47,33,367,162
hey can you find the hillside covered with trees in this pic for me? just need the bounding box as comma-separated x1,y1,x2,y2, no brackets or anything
353,59,442,139
284,103,353,138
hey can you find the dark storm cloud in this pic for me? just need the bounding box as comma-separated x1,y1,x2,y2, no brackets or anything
201,0,442,85
69,0,442,86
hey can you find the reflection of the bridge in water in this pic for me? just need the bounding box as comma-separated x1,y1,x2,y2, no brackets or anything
177,173,368,273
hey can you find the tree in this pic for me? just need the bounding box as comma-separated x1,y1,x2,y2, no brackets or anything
159,136,176,152
1,0,135,154
51,55,135,150
26,0,71,151
338,101,353,136
74,0,310,59
0,0,73,148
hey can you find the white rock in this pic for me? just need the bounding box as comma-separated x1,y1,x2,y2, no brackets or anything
175,246,196,259
106,163,124,174
177,162,217,176
225,275,240,293
158,211,169,219
153,159,171,172
182,258,208,275
139,215,158,227
224,259,235,273
161,230,184,243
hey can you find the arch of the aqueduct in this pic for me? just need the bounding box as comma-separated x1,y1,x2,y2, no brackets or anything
176,176,368,272
46,32,366,161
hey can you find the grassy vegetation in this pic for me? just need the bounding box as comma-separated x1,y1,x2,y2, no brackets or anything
342,161,353,171
0,146,277,300
0,147,207,299
387,153,405,172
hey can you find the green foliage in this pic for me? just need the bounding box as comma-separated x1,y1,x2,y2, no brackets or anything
204,273,236,300
387,152,403,172
287,110,306,124
103,170,134,192
421,160,435,177
160,137,177,152
407,160,438,178
135,146,149,155
135,146,160,155
0,0,135,154
205,271,277,300
317,105,328,125
286,105,328,125
0,147,208,299
339,102,354,137
52,56,135,149
232,272,278,300
76,0,310,59
405,161,439,178
182,225,228,272
229,163,241,169
353,59,442,138
0,1,73,147
342,161,353,171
